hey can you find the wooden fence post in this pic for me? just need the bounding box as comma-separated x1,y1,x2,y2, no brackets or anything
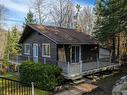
32,82,34,95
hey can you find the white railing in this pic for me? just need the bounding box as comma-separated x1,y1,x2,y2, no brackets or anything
58,57,119,77
9,55,30,64
58,61,68,74
69,63,81,76
58,61,82,76
82,57,118,72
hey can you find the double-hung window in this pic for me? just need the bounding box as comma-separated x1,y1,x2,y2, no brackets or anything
24,44,30,55
42,43,50,57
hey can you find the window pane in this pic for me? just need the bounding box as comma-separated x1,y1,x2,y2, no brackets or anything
43,45,46,55
71,46,80,63
24,44,30,54
36,45,38,56
76,46,79,62
42,44,50,57
72,47,75,63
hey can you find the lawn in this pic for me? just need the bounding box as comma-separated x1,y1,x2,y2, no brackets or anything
0,73,50,95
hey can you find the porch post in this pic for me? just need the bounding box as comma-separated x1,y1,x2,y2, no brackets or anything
80,60,82,73
97,54,99,68
16,56,19,64
67,62,70,75
28,56,30,61
31,82,35,95
109,52,112,63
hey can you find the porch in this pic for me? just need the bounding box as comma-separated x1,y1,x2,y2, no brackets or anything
58,59,120,79
8,43,121,79
57,44,120,79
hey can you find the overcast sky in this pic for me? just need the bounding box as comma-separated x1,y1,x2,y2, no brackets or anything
0,0,95,30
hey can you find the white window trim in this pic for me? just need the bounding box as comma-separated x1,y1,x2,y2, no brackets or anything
24,43,30,55
42,43,51,57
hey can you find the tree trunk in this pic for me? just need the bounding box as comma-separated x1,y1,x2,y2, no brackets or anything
117,34,120,58
112,34,116,62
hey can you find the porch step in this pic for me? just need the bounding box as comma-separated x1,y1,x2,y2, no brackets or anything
71,75,86,84
73,79,85,84
70,75,83,80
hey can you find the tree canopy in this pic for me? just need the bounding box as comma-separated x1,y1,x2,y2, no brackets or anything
3,26,21,64
94,0,127,59
24,10,36,25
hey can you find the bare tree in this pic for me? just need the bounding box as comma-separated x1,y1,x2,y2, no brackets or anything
74,4,81,29
31,0,46,24
50,0,75,28
77,6,95,35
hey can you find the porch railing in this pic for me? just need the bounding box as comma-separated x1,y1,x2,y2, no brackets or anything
0,77,34,95
58,61,82,77
58,56,120,77
58,61,68,74
9,55,31,64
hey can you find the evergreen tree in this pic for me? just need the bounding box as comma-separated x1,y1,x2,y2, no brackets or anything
118,0,127,31
9,26,21,55
3,31,10,65
94,0,127,61
24,10,36,25
3,26,21,64
75,4,81,29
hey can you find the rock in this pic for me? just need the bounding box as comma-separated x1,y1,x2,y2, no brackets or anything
112,76,127,95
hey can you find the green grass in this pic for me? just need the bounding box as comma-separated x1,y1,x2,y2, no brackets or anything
0,72,50,95
35,89,50,95
1,72,19,80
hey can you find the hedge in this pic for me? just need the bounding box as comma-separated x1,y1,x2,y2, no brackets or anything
19,61,64,91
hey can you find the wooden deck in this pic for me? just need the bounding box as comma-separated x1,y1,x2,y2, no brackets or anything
58,61,120,79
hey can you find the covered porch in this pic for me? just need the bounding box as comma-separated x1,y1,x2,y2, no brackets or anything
57,44,120,79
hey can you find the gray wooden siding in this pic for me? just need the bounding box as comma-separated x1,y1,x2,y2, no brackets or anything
22,30,57,64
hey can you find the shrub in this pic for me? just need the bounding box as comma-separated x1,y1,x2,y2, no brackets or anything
19,61,64,91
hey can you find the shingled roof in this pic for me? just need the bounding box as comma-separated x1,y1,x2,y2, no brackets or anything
20,24,97,44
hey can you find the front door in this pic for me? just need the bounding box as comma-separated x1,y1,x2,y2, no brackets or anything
33,44,38,63
71,46,81,63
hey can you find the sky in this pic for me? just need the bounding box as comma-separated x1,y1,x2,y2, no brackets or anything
0,0,95,30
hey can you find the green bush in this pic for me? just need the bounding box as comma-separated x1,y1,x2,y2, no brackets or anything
19,61,64,91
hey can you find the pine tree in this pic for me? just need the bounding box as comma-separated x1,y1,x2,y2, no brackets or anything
94,0,127,61
9,26,21,55
24,10,36,25
3,26,21,64
75,4,81,29
3,31,10,65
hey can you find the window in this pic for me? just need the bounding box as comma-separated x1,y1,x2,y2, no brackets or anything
71,46,80,63
42,43,50,57
24,44,30,55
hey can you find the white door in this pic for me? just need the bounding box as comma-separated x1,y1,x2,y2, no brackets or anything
33,44,38,63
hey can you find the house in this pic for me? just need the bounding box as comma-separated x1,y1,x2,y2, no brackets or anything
18,24,120,79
